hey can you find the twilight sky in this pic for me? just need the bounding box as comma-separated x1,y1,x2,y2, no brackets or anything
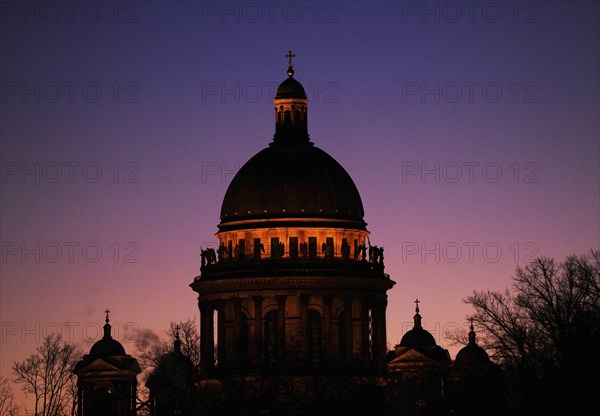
1,0,598,393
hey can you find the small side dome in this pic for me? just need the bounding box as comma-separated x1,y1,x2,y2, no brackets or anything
454,322,490,365
455,345,490,365
275,77,307,99
147,329,198,391
90,337,126,357
89,312,126,357
400,327,437,348
400,300,437,348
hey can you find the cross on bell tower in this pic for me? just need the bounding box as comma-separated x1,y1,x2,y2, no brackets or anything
286,50,296,76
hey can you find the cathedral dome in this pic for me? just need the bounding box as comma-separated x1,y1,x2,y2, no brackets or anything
220,56,365,227
220,143,365,224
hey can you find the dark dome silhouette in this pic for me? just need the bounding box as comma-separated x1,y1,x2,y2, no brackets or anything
89,318,126,357
147,337,197,391
89,336,126,357
220,144,365,223
399,326,437,348
455,344,490,365
275,76,307,99
454,323,490,366
400,305,437,348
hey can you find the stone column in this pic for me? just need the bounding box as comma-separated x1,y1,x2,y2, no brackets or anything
299,294,309,361
372,300,387,365
217,302,226,367
323,296,333,361
200,302,214,370
233,297,242,367
276,295,287,362
380,299,388,362
361,301,371,367
344,297,353,364
253,296,263,367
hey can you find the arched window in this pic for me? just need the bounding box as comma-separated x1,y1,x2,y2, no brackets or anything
284,110,291,126
308,310,322,366
264,310,278,366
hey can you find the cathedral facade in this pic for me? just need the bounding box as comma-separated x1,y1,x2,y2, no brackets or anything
75,54,503,416
188,52,395,414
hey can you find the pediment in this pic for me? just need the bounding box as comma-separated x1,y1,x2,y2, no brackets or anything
389,348,434,364
77,358,121,372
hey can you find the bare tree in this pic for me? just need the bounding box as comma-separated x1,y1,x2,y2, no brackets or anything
12,334,81,416
134,318,201,415
462,250,600,416
135,318,200,370
0,375,19,416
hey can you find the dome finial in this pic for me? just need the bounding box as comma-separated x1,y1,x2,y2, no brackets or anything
468,317,476,346
103,309,112,339
413,299,422,329
286,50,296,77
174,324,182,354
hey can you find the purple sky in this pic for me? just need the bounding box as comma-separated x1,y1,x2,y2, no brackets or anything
1,0,599,403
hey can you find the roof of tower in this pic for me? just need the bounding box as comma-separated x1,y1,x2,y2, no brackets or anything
454,321,490,366
89,310,126,357
219,52,364,227
399,300,437,348
220,144,365,225
275,76,307,99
